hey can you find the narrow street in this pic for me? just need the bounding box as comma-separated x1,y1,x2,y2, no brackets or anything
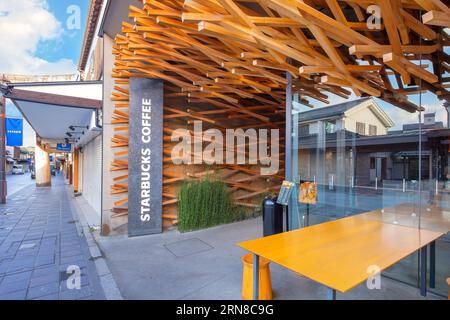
0,175,105,300
6,172,35,198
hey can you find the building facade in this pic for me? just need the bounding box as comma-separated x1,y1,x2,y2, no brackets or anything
39,0,450,298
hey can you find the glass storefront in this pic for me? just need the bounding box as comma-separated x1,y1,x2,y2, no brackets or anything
288,50,449,297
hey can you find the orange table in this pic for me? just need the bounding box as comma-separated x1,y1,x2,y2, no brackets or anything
358,203,450,289
358,203,450,234
238,215,444,300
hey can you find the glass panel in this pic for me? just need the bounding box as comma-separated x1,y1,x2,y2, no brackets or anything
416,75,449,297
382,38,448,297
290,96,422,230
288,26,449,297
289,92,434,291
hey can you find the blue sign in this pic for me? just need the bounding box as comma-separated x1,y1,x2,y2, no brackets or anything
6,118,23,147
56,143,72,152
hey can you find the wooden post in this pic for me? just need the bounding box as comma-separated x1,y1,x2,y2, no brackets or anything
73,148,79,193
69,164,73,186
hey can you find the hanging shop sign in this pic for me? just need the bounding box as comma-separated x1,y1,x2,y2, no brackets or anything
56,143,72,152
128,78,164,237
6,118,23,147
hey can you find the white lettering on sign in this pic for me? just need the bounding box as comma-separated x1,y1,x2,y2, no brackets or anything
140,98,152,223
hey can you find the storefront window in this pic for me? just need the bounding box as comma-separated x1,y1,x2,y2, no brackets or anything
288,36,449,297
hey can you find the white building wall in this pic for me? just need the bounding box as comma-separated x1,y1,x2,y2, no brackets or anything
344,108,388,135
81,134,102,216
102,34,128,235
17,83,102,100
78,150,83,193
309,122,318,134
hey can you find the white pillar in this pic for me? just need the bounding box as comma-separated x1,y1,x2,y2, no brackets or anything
35,144,51,188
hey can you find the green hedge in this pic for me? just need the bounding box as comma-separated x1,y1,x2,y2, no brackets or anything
178,178,237,232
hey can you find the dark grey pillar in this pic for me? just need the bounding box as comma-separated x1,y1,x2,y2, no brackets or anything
285,59,293,231
285,64,293,182
128,78,163,237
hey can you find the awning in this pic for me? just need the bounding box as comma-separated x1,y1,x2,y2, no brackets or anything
2,81,102,144
99,0,141,38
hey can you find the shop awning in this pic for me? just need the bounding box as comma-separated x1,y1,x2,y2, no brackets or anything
2,81,102,143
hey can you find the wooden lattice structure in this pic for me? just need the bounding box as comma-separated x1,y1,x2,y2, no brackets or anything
109,0,449,230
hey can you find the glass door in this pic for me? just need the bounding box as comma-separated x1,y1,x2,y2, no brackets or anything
288,41,449,296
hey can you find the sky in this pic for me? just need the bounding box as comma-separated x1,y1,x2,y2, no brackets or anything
0,1,447,145
302,91,446,131
0,0,90,147
300,66,449,131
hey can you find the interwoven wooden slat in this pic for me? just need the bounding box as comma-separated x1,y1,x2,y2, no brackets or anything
108,0,449,229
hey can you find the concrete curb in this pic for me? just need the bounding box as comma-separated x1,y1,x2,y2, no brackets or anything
66,188,123,300
82,224,124,300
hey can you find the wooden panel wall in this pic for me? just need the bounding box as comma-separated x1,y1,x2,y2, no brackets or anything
108,84,284,230
104,0,449,232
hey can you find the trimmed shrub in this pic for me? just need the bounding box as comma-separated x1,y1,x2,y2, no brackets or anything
178,178,235,232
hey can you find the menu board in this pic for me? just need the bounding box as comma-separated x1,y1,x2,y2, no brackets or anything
277,181,295,206
299,182,318,205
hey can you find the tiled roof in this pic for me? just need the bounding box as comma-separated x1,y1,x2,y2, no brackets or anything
78,0,104,73
298,98,371,122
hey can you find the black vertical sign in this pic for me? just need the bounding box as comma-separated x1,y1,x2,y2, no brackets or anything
128,78,163,237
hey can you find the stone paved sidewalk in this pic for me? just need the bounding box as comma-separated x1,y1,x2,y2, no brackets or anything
0,175,105,300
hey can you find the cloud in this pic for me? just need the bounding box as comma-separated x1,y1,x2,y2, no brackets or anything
0,0,77,75
383,105,419,130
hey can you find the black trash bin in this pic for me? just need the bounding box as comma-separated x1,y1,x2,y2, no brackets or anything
262,196,283,237
274,197,287,232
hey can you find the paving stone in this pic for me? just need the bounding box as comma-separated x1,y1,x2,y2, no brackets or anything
0,176,106,300
1,271,32,284
19,243,37,250
0,279,29,294
32,293,59,300
0,289,27,300
41,238,57,246
34,255,55,268
60,275,89,291
61,255,86,265
60,285,92,300
0,261,12,275
30,273,60,288
37,248,56,257
15,249,39,258
61,248,82,258
7,261,34,273
164,238,214,257
61,241,81,248
26,282,60,299
6,242,20,254
32,265,59,278
59,261,87,273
